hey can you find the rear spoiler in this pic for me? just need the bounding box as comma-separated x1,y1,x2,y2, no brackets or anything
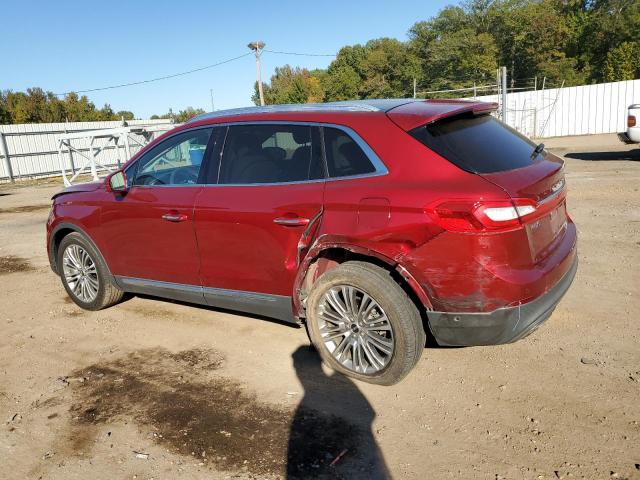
386,100,498,132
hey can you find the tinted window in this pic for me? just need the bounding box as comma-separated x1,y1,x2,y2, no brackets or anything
133,128,213,186
219,124,323,184
410,114,539,174
323,127,375,178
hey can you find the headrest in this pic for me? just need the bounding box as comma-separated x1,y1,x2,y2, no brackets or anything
292,128,310,144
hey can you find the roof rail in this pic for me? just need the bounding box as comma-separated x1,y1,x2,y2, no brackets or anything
186,99,423,124
187,102,382,123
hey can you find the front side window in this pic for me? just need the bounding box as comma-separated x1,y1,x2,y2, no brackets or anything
323,127,376,178
219,124,323,184
133,128,213,186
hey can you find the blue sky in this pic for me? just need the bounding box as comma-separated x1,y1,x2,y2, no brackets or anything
2,0,452,118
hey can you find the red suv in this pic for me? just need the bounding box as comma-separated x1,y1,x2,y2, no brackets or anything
47,99,577,385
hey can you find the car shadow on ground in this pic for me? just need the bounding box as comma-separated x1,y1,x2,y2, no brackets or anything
287,345,391,479
563,149,640,161
131,293,302,329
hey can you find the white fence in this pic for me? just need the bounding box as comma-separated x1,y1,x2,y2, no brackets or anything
475,78,640,138
0,119,175,182
1,78,638,182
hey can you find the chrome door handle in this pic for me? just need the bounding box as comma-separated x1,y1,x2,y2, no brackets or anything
162,212,188,222
273,216,310,226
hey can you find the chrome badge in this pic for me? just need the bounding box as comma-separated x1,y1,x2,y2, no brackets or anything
551,179,565,193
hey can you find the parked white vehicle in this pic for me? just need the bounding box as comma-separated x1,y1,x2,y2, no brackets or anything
624,104,640,143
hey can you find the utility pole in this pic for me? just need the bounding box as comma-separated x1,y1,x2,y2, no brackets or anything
501,66,508,122
413,78,417,99
496,68,501,116
210,89,215,111
248,41,266,106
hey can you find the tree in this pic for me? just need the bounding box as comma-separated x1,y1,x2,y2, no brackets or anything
580,0,640,82
322,64,361,101
63,92,98,122
603,41,640,81
258,0,640,103
0,92,10,124
316,39,420,102
0,88,139,124
252,65,326,105
359,38,421,98
116,110,135,120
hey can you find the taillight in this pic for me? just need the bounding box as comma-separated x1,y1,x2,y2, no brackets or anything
628,115,636,128
426,199,538,233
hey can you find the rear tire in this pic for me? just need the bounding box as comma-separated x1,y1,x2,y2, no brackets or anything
306,261,425,385
57,232,124,311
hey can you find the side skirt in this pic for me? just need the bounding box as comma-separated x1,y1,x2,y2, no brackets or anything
115,276,295,323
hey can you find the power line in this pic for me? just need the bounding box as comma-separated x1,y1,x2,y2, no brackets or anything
53,52,253,96
418,84,497,95
263,49,336,57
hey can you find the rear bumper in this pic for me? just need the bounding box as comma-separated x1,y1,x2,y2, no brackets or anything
618,132,636,144
428,254,578,346
620,129,640,143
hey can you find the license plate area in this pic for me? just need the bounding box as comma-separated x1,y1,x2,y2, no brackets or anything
526,201,567,259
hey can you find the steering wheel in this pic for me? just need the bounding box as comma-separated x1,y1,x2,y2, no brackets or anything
169,166,199,185
136,174,165,186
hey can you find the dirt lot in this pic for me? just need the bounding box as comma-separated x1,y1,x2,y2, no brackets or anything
0,142,639,480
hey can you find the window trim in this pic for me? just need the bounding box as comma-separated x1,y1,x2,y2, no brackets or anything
126,125,216,189
216,123,319,186
125,121,388,188
209,121,388,186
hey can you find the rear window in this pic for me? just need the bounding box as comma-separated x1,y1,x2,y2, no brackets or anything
409,114,539,174
323,127,376,178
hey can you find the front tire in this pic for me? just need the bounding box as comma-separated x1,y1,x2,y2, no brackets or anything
306,261,426,385
57,232,124,310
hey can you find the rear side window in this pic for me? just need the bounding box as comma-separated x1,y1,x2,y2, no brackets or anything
410,114,539,174
323,127,376,178
219,124,323,184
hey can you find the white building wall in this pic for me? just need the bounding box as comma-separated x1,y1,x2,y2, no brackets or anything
0,119,175,180
475,78,640,138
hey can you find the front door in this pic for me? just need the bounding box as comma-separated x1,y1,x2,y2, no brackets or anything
193,123,325,320
101,127,218,287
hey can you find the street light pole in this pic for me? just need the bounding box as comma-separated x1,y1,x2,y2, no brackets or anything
210,89,215,111
248,41,266,106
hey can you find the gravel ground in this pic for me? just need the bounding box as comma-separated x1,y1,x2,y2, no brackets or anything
0,142,638,480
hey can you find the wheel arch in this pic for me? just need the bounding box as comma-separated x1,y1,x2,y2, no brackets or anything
49,222,113,279
294,243,434,319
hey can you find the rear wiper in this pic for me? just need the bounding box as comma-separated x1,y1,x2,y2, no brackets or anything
531,143,545,159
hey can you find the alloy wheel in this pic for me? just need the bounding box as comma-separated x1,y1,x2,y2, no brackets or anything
316,285,394,375
62,244,99,303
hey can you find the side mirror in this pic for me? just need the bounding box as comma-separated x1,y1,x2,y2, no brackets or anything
108,171,128,193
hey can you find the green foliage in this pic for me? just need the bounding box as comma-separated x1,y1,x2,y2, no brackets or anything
0,89,138,125
603,41,640,81
149,107,205,123
255,39,420,105
116,110,135,121
258,0,639,104
0,86,206,125
252,65,325,105
174,107,205,123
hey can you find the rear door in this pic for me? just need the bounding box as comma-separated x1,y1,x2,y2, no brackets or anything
193,123,325,320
